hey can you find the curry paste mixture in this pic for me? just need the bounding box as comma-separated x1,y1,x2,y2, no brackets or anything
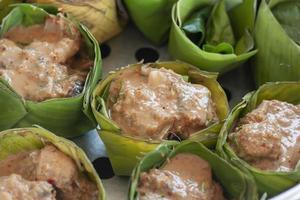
108,65,218,140
0,145,98,200
0,15,91,101
229,100,300,171
138,153,225,200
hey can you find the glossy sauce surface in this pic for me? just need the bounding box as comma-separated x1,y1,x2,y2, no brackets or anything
108,65,218,140
230,100,300,171
0,16,91,101
138,153,225,200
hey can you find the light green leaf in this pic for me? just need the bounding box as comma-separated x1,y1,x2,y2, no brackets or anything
203,42,234,54
124,0,178,44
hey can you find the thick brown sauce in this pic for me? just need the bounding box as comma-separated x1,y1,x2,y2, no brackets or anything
107,65,218,140
0,16,91,101
229,100,300,172
138,153,225,200
0,145,98,200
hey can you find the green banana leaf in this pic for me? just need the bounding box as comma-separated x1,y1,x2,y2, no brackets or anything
0,126,105,199
168,0,258,73
91,61,229,176
129,140,258,200
0,0,22,21
216,82,300,197
253,0,300,86
123,0,178,45
0,4,102,138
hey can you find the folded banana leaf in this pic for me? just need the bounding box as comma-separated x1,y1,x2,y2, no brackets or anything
91,61,229,176
169,0,258,73
124,0,178,45
216,82,300,197
129,140,258,200
0,4,102,138
28,0,127,42
253,0,300,86
0,0,22,21
0,126,105,199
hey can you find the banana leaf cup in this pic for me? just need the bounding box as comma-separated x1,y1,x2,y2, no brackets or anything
28,0,127,42
129,140,258,200
216,82,300,197
0,4,102,138
169,0,258,73
0,126,105,199
253,0,300,86
91,61,229,176
123,0,177,45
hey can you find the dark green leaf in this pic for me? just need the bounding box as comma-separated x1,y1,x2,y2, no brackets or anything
272,1,300,45
182,6,211,45
206,0,235,46
235,29,254,54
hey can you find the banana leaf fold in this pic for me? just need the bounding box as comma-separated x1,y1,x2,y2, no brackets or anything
0,4,102,138
0,0,22,21
168,0,258,73
91,61,229,176
216,82,300,197
129,140,258,200
0,126,105,199
253,0,300,86
28,0,127,42
123,0,178,45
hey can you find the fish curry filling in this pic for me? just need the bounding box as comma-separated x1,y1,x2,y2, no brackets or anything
229,100,300,172
107,65,218,140
0,15,92,101
138,153,226,200
0,145,98,200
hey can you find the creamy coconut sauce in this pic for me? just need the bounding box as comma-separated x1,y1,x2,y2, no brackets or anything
0,16,91,101
107,65,218,140
0,145,98,200
229,100,300,172
138,153,225,200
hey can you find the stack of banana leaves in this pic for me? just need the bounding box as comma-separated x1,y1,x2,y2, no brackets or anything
0,4,101,138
